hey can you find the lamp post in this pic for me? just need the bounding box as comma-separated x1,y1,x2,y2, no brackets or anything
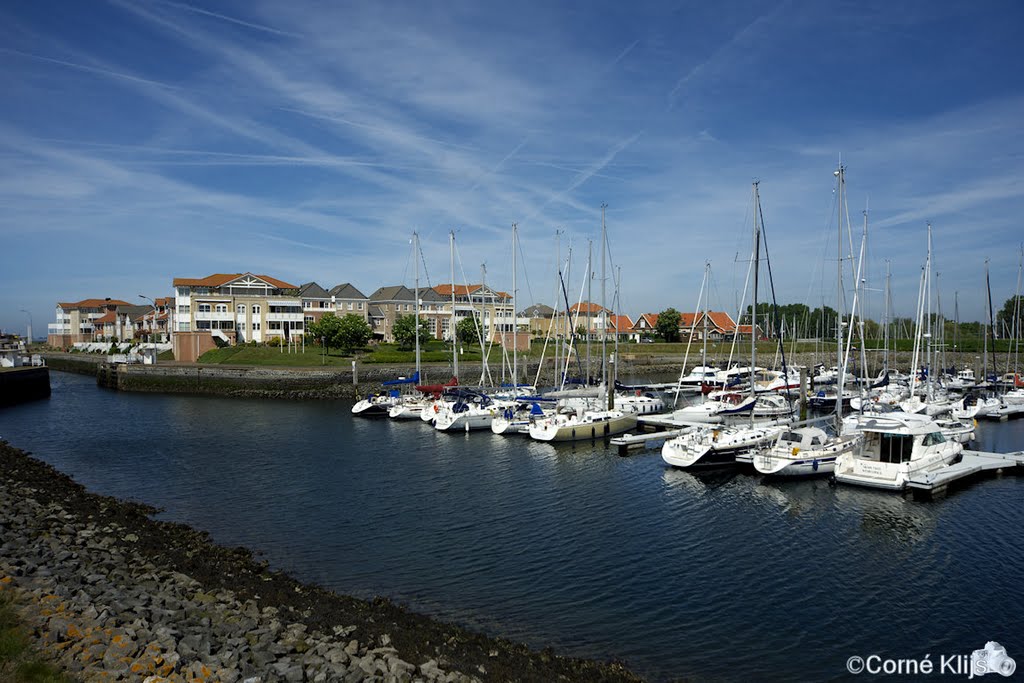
139,295,157,364
19,309,32,347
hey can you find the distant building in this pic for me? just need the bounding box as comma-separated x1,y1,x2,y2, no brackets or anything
630,310,760,341
432,284,514,343
367,285,446,342
47,298,131,347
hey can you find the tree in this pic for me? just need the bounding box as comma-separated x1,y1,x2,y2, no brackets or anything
656,308,681,343
456,316,483,345
995,295,1024,340
306,313,344,353
393,314,432,350
307,313,371,354
335,314,372,353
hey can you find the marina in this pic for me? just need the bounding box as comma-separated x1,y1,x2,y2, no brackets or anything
2,371,1023,681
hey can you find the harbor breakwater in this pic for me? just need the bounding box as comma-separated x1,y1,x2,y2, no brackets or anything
0,366,51,407
0,440,642,682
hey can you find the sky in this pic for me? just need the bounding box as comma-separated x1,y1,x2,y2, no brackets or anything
3,0,1024,338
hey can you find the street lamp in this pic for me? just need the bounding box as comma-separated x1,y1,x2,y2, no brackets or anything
139,295,158,364
19,309,32,347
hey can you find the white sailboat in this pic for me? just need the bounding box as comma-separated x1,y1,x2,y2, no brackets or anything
530,204,636,443
753,164,863,477
663,182,786,469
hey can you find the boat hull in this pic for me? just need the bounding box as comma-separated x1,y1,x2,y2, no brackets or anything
528,412,637,443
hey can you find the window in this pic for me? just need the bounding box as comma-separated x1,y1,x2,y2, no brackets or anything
305,316,314,325
197,320,211,330
178,322,191,332
348,302,353,310
268,321,282,330
252,322,261,330
358,302,363,310
215,304,227,313
237,304,246,314
922,432,946,447
252,305,261,315
178,304,190,314
198,303,211,313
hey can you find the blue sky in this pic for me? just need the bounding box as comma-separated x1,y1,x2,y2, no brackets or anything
3,0,1024,338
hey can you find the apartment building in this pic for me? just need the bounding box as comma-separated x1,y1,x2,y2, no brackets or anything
171,273,300,360
47,298,131,347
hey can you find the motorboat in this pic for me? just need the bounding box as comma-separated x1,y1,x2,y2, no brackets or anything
833,412,963,491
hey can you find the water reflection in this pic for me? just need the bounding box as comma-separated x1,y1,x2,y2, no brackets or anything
661,466,739,493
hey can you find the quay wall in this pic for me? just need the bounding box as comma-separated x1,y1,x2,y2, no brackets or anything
40,351,926,401
0,366,51,408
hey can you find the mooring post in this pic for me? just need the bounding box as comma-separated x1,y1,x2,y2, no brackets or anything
799,366,808,422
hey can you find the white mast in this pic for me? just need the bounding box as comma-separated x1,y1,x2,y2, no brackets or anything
601,203,610,408
414,231,421,380
450,230,458,381
512,222,518,389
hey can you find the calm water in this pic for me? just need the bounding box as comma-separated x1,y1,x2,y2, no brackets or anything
2,371,1023,681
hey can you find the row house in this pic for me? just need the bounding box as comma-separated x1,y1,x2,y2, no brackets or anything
134,297,172,342
367,285,447,342
172,273,301,361
47,298,131,347
297,282,371,328
630,310,760,341
432,284,515,342
520,304,556,338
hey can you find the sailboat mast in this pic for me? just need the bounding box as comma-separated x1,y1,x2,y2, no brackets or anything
601,203,610,409
926,224,933,400
835,165,846,431
751,182,760,407
884,260,891,374
587,239,593,384
512,222,518,389
414,231,421,379
450,230,458,381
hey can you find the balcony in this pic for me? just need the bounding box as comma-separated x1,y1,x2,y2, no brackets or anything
267,312,304,322
195,311,235,322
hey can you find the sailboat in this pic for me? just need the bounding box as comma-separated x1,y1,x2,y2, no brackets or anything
663,182,786,468
753,166,863,476
529,204,637,442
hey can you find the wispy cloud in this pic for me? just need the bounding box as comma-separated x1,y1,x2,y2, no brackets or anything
2,0,1023,332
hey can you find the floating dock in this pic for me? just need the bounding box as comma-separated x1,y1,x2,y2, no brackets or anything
610,427,691,456
907,449,1024,497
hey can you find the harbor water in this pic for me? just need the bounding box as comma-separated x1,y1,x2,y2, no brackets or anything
2,371,1022,681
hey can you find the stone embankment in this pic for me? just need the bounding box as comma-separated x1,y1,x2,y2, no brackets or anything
41,350,924,401
0,441,642,683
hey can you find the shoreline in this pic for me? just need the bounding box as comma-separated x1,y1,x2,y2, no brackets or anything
40,350,925,401
0,440,647,682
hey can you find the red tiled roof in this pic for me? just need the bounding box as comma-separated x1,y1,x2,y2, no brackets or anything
570,302,607,314
93,311,117,324
631,313,659,330
172,273,296,289
433,284,481,296
606,314,633,332
57,298,131,309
